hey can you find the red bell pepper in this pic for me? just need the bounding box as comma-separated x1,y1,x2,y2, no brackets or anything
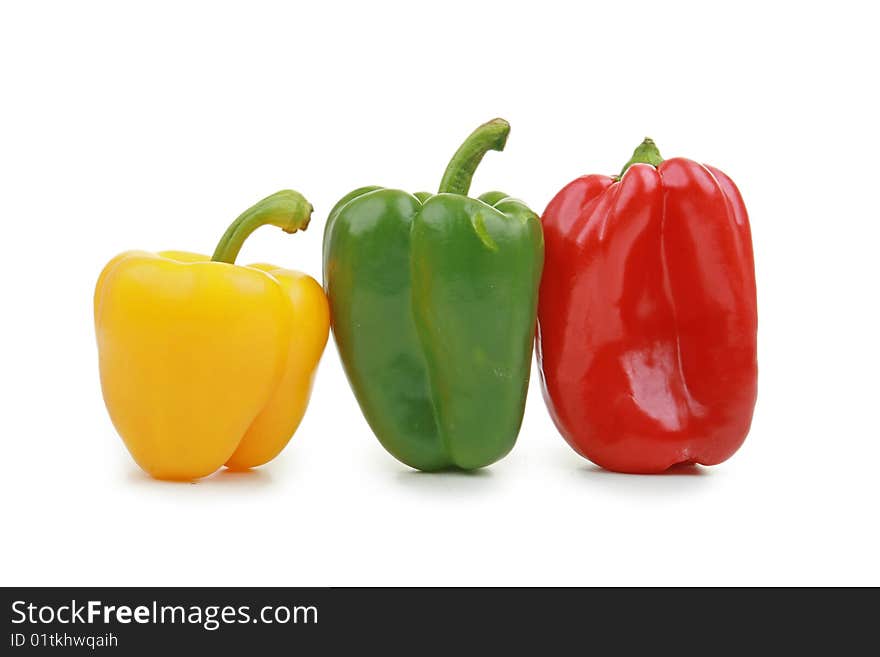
537,138,757,473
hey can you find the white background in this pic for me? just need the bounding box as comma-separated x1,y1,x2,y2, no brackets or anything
1,1,878,586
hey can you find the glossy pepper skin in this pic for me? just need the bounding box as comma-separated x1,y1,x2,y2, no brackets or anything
324,119,544,471
537,139,757,474
95,191,330,481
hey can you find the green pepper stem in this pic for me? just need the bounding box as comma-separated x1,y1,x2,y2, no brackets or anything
211,190,313,264
619,138,664,178
438,118,510,195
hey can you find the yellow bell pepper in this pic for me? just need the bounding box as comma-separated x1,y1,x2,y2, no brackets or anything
94,191,329,481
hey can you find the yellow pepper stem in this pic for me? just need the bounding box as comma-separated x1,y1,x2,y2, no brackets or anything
211,190,314,264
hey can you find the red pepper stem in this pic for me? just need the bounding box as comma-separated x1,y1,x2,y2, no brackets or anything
619,138,664,178
211,190,313,264
438,118,510,196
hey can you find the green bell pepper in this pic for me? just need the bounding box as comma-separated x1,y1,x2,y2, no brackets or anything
323,119,544,471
